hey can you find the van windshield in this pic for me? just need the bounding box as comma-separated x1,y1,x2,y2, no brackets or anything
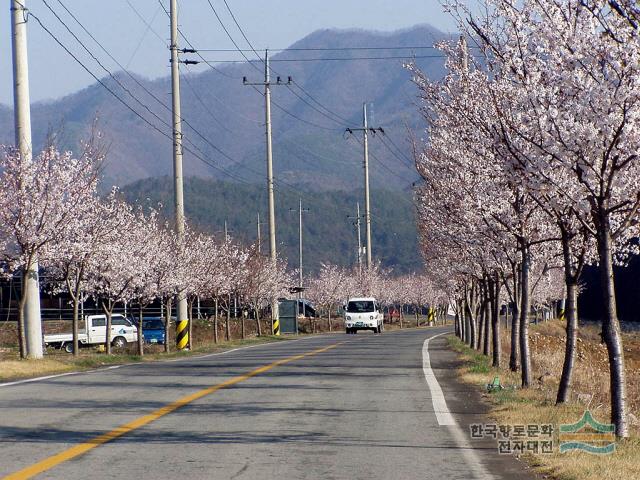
347,301,375,313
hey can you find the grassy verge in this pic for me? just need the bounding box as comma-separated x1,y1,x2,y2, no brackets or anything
447,334,640,480
0,335,293,383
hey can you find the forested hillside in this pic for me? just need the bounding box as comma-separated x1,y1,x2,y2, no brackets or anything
122,176,420,274
0,25,445,190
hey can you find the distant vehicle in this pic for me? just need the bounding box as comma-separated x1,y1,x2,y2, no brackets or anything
344,297,384,334
140,317,166,345
44,314,138,353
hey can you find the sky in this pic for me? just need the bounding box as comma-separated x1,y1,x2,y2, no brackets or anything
0,0,458,106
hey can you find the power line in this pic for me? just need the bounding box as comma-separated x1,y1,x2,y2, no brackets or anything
181,69,234,134
48,0,262,183
195,45,478,52
199,55,449,63
125,0,166,44
26,7,253,185
347,133,416,186
216,0,354,130
220,0,264,64
204,0,261,72
378,134,415,170
156,0,237,79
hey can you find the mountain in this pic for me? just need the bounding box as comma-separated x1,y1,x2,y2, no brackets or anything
121,176,420,275
0,24,448,190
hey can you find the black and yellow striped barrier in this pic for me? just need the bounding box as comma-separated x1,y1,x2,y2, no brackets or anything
560,309,566,321
273,318,280,336
176,319,189,349
428,307,435,324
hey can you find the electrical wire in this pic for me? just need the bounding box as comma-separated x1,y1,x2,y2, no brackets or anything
195,45,478,52
200,55,449,63
26,7,253,185
53,0,241,164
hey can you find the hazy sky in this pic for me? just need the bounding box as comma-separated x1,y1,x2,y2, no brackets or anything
1,0,458,106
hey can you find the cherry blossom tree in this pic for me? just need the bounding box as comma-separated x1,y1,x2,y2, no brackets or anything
0,146,99,358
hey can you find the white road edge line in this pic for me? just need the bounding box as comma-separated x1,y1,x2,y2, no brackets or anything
422,331,495,480
0,334,326,389
422,331,456,425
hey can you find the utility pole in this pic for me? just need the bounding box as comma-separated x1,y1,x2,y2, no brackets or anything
346,103,383,270
224,220,228,239
243,50,291,329
348,202,364,276
169,0,189,350
256,212,262,253
11,0,43,359
289,199,310,297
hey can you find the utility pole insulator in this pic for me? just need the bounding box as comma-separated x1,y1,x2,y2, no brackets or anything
180,59,199,65
181,48,197,54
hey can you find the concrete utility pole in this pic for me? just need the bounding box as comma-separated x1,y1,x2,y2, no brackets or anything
346,103,383,270
290,199,310,297
11,0,43,359
169,0,189,350
243,50,291,327
348,202,364,276
256,212,262,253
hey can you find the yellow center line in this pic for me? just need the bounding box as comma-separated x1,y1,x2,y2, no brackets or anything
3,341,343,480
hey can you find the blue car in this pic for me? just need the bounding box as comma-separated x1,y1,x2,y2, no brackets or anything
141,317,166,345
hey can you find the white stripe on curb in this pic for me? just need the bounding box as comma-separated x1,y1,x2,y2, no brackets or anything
422,331,494,480
422,331,456,425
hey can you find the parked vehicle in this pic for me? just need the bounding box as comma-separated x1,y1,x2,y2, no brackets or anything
140,317,166,345
344,297,384,334
44,314,138,353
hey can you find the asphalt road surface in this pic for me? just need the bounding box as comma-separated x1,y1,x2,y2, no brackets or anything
0,327,535,480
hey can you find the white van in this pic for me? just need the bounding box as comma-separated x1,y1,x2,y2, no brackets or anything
344,297,384,334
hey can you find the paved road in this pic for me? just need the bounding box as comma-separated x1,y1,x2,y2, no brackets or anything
0,328,534,479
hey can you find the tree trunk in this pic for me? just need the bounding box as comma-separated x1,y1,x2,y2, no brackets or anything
213,298,219,344
328,307,332,332
17,271,27,359
67,274,82,358
454,312,460,338
255,307,262,336
519,244,532,388
491,275,501,368
137,303,144,356
164,297,172,353
241,312,246,340
102,300,113,355
557,282,578,404
225,296,231,341
597,227,628,438
483,282,491,357
509,265,520,372
465,299,477,349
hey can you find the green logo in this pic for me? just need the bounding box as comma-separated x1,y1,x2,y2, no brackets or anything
559,411,616,454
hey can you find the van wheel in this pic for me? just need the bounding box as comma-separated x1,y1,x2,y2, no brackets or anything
64,343,74,354
112,337,127,349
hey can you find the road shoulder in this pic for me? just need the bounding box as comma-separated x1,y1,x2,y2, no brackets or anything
429,333,540,479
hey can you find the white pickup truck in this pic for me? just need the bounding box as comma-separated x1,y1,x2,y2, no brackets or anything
344,297,384,334
44,314,138,353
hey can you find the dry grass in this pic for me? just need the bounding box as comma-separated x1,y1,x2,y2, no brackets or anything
0,358,77,381
0,334,291,382
448,320,640,480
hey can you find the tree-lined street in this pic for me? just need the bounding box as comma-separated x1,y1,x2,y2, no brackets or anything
0,328,532,480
